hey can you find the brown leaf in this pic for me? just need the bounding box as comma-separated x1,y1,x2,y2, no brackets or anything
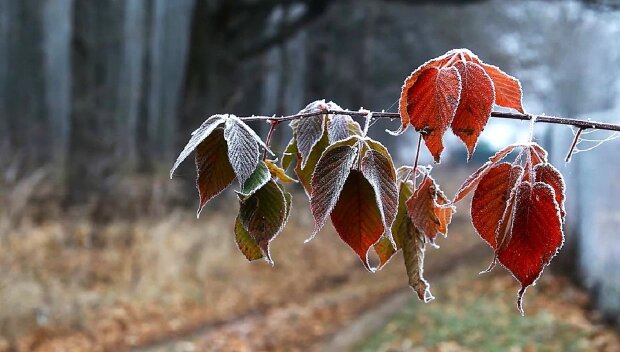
402,222,433,302
195,128,236,216
309,137,359,240
374,180,413,269
361,148,398,242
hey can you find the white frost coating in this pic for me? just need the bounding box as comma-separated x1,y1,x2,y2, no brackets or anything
307,138,360,242
227,115,274,155
170,114,226,178
224,118,260,186
361,148,398,247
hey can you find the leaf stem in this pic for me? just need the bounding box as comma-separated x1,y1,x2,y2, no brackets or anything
412,133,423,190
262,119,280,161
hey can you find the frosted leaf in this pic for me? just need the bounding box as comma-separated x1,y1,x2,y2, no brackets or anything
170,114,226,178
224,118,260,186
361,149,398,244
402,223,433,303
309,137,359,241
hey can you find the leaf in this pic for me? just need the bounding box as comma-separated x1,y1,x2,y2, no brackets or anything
265,159,296,183
534,163,566,220
402,222,433,302
453,143,520,203
308,137,359,240
239,161,270,197
224,118,260,186
281,138,298,172
478,62,524,113
451,61,495,159
234,215,263,261
398,49,526,161
294,100,328,168
239,180,287,263
406,175,455,244
470,163,523,249
295,124,331,195
330,170,384,270
195,128,236,216
499,182,564,314
328,113,362,143
361,148,398,243
170,114,226,178
403,66,462,162
374,180,413,269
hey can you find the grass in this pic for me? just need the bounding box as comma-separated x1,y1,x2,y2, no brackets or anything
355,264,618,352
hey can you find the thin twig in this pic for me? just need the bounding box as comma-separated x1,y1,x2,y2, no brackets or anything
565,128,584,163
262,119,280,160
240,110,620,133
411,134,423,190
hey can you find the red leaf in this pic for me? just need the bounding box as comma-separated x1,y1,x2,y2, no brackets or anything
471,163,523,249
406,175,454,244
479,63,524,113
195,128,236,215
451,61,495,159
331,170,384,270
404,67,462,162
498,182,564,314
453,144,520,203
534,163,566,220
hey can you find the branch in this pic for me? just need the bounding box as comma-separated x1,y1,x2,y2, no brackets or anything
240,110,620,133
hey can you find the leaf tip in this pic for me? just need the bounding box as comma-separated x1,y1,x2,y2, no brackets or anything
517,285,527,316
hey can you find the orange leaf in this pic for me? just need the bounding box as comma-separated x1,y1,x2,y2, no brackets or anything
452,61,495,159
479,63,524,113
534,163,566,220
404,66,462,162
406,175,454,244
331,170,384,270
471,163,523,249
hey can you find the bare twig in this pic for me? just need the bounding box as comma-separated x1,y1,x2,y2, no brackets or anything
240,110,620,133
565,128,584,163
262,119,280,160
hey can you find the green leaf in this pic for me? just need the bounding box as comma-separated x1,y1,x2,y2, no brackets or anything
239,161,270,197
239,180,287,263
281,138,298,172
234,215,263,261
374,180,413,269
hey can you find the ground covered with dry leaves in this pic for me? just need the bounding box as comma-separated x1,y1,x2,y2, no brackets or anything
0,188,618,352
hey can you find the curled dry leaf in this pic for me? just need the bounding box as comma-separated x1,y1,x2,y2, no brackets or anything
330,170,384,270
399,48,524,162
265,159,297,183
373,179,433,302
406,175,455,244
